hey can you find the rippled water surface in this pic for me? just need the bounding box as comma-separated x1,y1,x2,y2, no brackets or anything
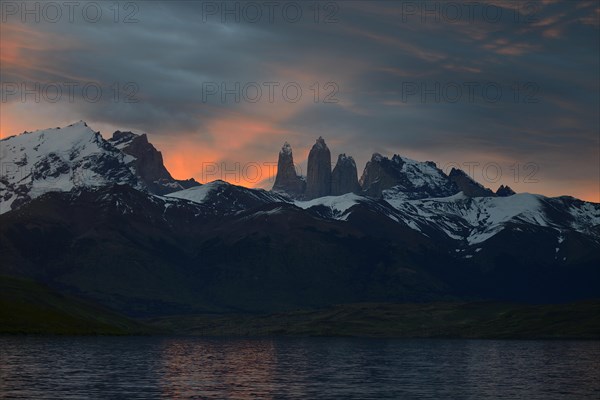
0,337,598,399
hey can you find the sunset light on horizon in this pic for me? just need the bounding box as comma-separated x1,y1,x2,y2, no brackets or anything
2,1,598,202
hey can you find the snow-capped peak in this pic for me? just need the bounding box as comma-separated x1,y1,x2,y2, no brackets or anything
371,152,384,162
361,152,457,198
166,180,287,215
69,120,88,127
313,136,328,150
337,153,356,167
280,142,293,155
0,122,140,214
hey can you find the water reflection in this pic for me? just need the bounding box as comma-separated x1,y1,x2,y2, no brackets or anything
160,339,278,399
0,337,598,399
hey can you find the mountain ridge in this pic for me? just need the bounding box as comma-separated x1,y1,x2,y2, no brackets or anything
1,121,598,316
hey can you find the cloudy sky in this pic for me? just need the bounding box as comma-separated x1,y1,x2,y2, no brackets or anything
1,0,598,201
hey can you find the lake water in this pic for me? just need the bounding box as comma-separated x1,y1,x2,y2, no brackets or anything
0,337,598,399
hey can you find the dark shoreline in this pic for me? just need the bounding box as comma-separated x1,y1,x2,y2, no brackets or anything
144,301,600,340
3,275,598,339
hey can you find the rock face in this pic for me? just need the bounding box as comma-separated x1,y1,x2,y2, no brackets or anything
272,142,306,198
110,131,172,182
109,131,199,195
359,153,401,197
331,154,360,196
496,185,516,197
305,137,332,199
448,168,495,197
360,153,458,199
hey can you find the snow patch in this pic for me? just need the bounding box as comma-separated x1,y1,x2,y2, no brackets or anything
295,193,362,214
165,181,227,204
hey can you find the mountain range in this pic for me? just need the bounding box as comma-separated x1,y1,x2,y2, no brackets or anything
1,122,598,317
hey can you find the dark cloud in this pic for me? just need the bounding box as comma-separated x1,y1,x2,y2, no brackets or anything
1,0,598,200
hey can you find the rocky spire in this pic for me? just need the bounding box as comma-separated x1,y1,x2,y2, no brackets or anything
331,154,360,196
109,131,199,195
305,137,332,199
496,185,516,197
272,142,306,198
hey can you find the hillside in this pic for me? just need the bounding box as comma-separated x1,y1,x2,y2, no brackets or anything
0,275,150,335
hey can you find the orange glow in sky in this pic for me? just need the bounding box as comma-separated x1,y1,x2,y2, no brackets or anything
1,20,598,203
